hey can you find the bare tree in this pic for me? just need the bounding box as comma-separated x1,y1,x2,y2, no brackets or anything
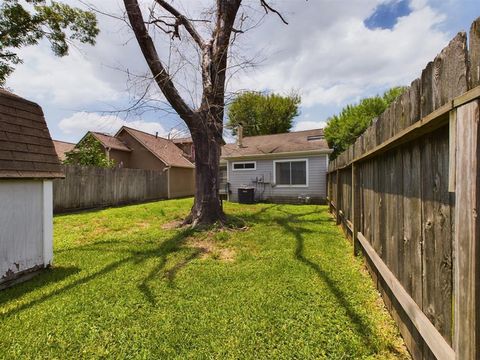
123,0,286,226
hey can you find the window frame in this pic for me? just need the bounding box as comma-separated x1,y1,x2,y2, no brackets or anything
273,158,309,187
232,161,257,171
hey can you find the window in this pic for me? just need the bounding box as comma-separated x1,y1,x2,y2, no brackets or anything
232,161,256,171
274,159,308,186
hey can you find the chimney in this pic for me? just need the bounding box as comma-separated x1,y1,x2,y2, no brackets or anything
155,131,158,138
237,125,243,148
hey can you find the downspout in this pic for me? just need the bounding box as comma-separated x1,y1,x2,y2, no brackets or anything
226,160,230,202
163,166,171,199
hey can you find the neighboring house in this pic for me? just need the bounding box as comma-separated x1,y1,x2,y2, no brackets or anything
115,126,195,198
52,140,75,161
68,127,196,198
221,129,332,204
0,89,64,288
77,131,132,167
172,136,195,162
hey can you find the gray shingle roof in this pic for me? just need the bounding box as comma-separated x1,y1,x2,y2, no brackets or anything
222,129,331,158
0,89,64,178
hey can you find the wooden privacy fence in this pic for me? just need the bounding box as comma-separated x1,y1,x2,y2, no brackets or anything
327,19,480,360
53,165,168,213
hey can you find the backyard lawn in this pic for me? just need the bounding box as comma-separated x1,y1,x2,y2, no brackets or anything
0,199,409,359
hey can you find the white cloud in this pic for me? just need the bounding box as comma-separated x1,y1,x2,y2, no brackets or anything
293,120,328,132
7,44,120,106
231,0,449,109
59,112,167,137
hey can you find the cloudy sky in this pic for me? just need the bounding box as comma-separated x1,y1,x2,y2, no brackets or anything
4,0,479,143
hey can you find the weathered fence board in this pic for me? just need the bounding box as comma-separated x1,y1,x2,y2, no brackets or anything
53,165,168,213
453,100,479,360
469,18,480,89
327,17,480,360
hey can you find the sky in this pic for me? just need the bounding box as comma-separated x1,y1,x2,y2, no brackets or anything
4,0,480,143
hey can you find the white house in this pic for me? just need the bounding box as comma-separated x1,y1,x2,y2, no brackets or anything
220,128,332,204
0,89,64,289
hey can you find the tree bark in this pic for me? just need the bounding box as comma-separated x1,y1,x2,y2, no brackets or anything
185,121,226,226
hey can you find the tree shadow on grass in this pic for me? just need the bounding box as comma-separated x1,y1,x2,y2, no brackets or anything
274,208,404,357
0,227,199,317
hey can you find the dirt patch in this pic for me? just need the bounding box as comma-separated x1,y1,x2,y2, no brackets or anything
187,236,235,262
161,220,184,230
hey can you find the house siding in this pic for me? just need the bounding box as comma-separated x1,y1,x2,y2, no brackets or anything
227,155,328,204
116,130,168,171
0,180,52,286
108,148,131,168
168,167,195,198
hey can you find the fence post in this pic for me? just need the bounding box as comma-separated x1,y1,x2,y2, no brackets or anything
453,99,479,360
336,169,341,224
352,163,361,256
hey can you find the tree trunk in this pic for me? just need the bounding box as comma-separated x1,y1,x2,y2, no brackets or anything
184,118,225,226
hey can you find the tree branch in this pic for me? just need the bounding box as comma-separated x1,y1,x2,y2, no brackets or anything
153,0,205,47
260,0,288,25
123,0,195,125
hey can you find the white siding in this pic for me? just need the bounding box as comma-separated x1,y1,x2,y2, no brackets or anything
0,180,51,282
227,154,328,203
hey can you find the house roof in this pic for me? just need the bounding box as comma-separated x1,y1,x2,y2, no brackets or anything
117,126,195,168
172,136,192,144
52,140,75,161
222,129,331,159
90,132,131,152
0,89,64,179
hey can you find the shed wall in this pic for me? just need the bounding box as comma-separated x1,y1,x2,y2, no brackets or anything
0,180,49,284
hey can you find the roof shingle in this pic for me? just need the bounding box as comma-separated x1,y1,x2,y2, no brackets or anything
90,132,131,152
52,140,75,161
0,89,63,178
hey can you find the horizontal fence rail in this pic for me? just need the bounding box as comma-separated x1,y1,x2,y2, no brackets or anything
327,18,480,360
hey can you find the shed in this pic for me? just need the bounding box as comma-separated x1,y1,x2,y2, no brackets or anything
0,89,63,288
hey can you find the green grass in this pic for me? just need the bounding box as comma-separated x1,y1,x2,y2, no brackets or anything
0,199,409,359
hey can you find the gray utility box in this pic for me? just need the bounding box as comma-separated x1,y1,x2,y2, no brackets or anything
238,187,255,204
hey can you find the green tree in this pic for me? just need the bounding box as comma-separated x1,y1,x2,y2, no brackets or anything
324,86,406,159
0,0,99,85
227,91,301,136
64,135,115,168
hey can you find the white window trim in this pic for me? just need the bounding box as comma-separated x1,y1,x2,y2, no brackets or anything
232,161,257,171
273,158,309,187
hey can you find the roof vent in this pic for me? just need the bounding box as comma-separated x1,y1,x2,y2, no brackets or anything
307,135,324,141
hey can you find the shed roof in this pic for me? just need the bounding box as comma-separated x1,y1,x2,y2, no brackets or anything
0,89,63,178
90,132,131,152
222,129,331,159
52,140,75,161
117,126,195,168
